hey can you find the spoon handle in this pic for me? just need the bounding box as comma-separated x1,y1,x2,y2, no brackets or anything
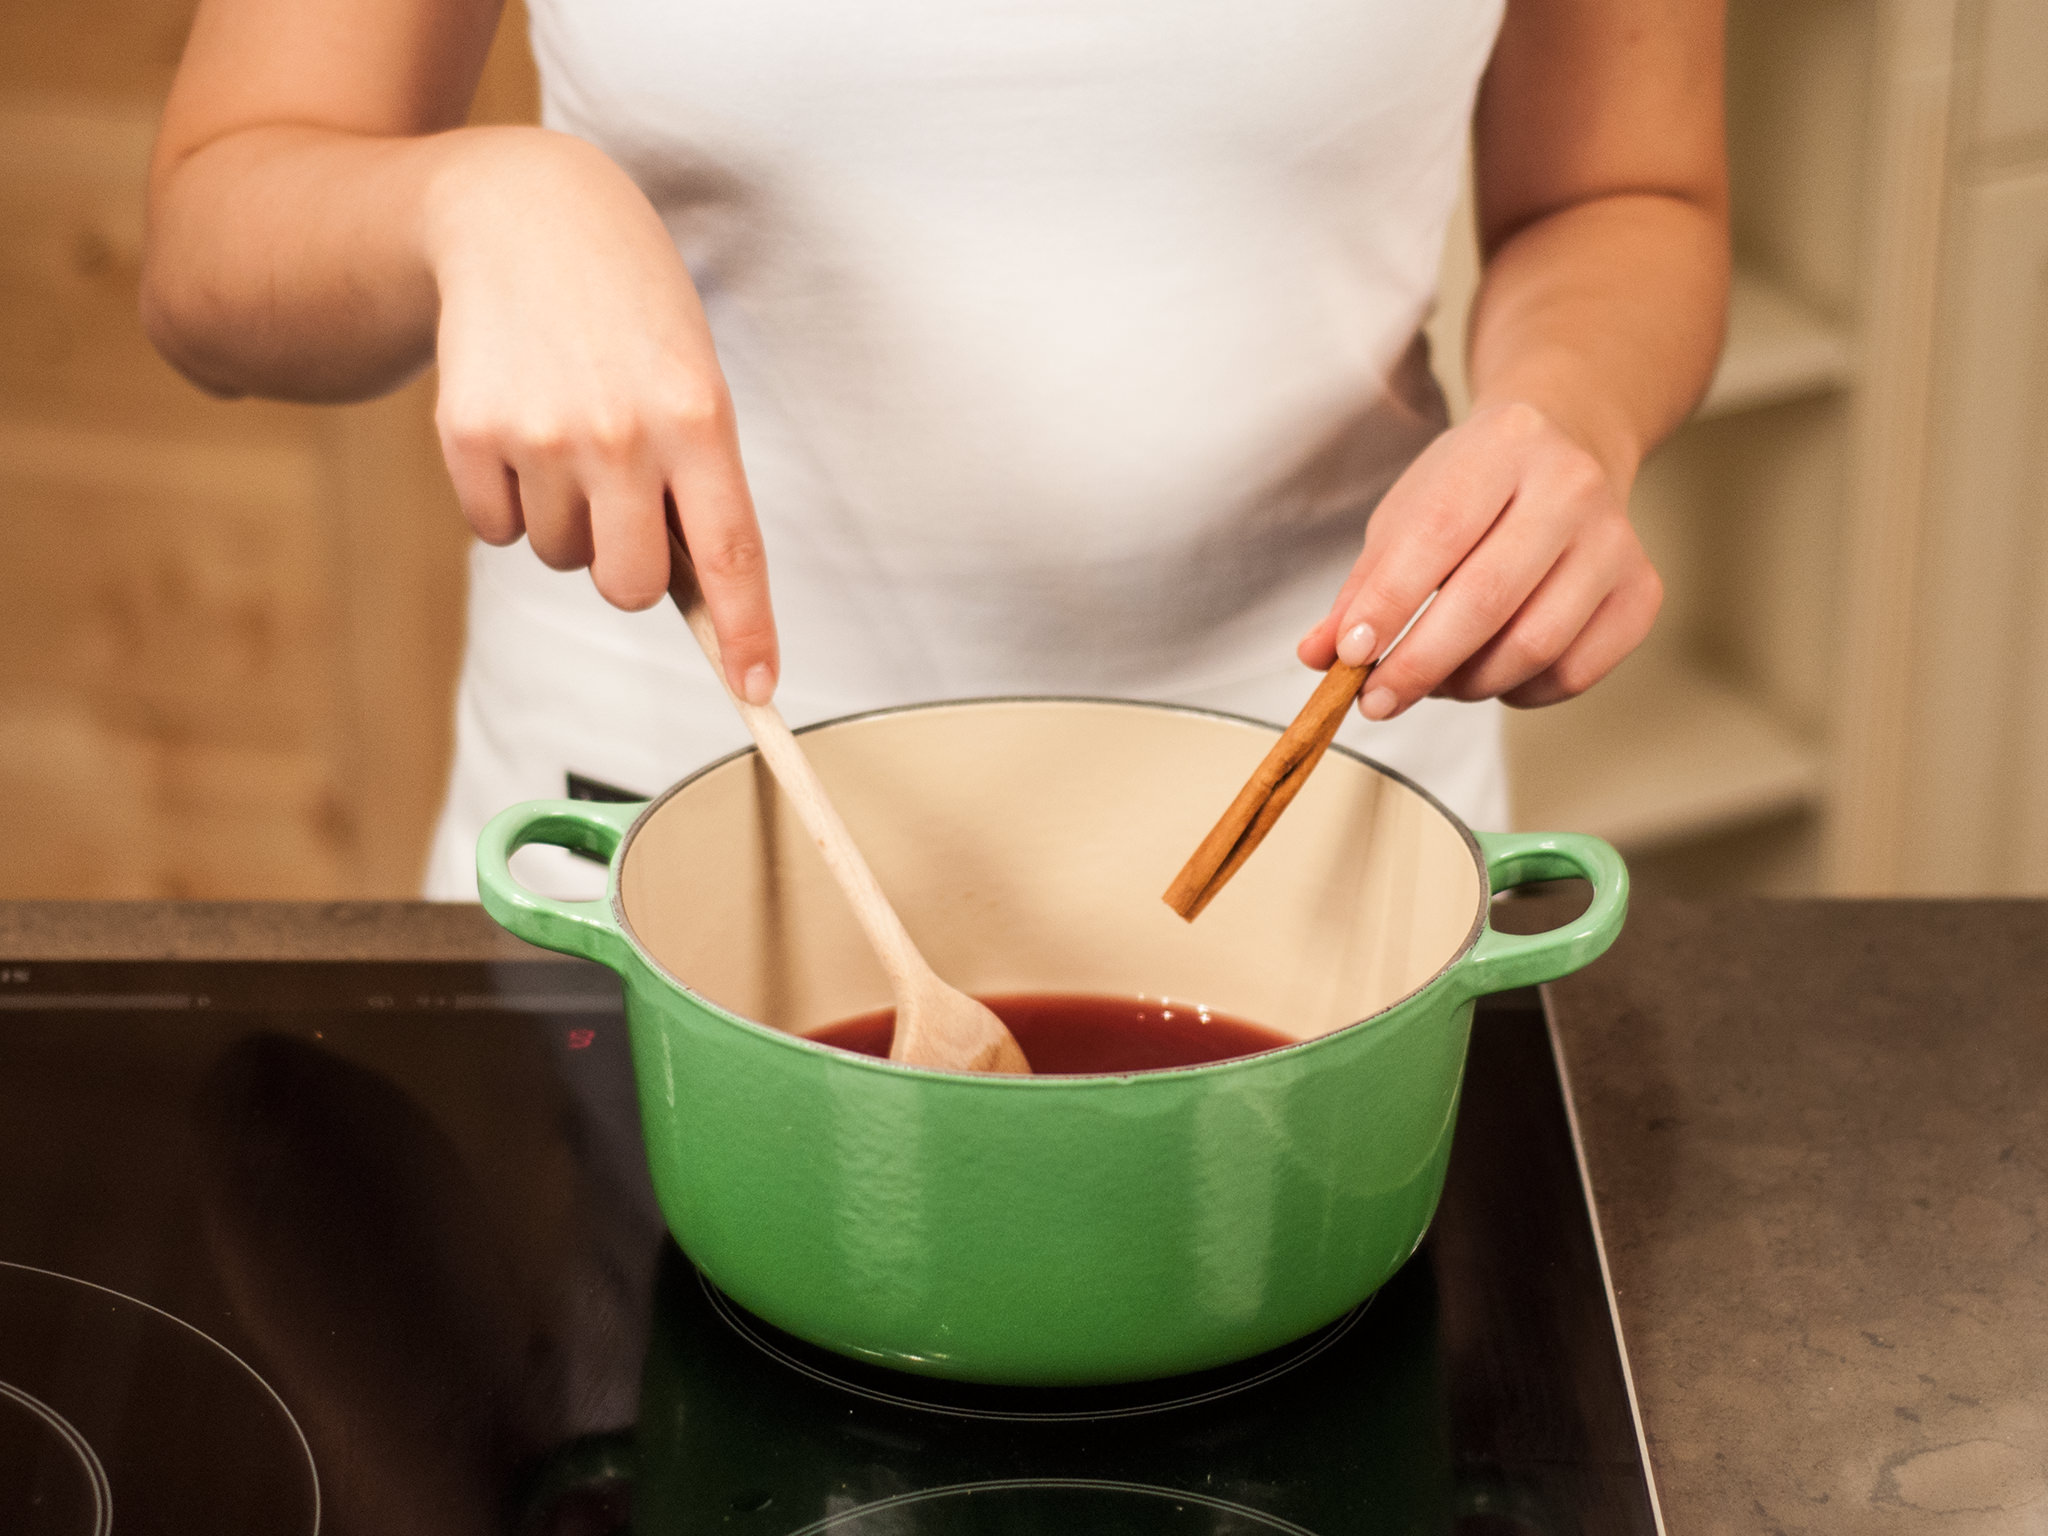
664,527,929,993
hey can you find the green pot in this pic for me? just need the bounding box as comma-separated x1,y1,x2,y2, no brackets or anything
477,698,1625,1386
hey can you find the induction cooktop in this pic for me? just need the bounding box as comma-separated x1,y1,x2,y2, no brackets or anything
0,959,1660,1535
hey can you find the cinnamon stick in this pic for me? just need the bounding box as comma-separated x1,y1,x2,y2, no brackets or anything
1162,660,1372,921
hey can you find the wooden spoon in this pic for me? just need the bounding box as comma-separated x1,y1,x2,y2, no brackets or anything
665,526,1031,1075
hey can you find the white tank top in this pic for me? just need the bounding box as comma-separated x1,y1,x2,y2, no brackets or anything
425,0,1508,899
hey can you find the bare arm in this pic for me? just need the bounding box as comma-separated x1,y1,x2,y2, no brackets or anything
1300,0,1727,714
144,0,501,399
143,0,779,694
1468,0,1728,483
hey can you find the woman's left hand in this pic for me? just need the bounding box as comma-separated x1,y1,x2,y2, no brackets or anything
1296,399,1663,718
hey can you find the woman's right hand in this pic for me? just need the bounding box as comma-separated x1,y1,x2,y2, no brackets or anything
144,3,774,695
424,129,779,702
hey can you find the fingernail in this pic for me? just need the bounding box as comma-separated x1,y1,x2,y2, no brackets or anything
740,664,775,705
1335,622,1377,668
1360,687,1397,721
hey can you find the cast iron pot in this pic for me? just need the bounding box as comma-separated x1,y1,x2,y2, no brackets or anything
477,698,1625,1386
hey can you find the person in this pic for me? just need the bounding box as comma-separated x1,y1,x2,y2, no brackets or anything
142,0,1727,899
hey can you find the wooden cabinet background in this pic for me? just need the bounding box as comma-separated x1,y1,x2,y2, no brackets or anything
1901,0,2048,889
0,3,535,896
1432,0,2048,897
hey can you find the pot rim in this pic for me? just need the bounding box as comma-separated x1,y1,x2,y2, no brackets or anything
605,694,1490,1083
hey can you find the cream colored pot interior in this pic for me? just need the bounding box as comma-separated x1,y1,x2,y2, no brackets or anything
618,700,1484,1043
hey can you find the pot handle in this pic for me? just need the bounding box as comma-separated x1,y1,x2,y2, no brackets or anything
1452,830,1629,999
475,798,646,973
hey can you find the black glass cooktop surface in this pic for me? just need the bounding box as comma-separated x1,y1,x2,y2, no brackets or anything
0,960,1658,1535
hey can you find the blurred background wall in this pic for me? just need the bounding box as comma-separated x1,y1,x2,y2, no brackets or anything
0,0,536,897
0,0,2042,899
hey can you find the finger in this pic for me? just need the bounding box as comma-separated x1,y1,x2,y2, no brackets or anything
1502,563,1664,709
666,433,778,703
1296,560,1373,669
583,463,671,611
1302,407,1554,671
1354,470,1592,718
1323,432,1532,673
1432,525,1628,702
438,422,524,546
508,452,594,572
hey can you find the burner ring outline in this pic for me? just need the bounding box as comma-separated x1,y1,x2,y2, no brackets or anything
0,1377,112,1536
0,1261,321,1535
700,1272,1368,1422
786,1477,1325,1534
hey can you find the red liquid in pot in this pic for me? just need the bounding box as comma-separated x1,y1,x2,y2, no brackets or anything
805,995,1295,1074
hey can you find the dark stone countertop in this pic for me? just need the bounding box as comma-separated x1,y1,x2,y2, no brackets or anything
3,895,2043,1532
1542,896,2047,1536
